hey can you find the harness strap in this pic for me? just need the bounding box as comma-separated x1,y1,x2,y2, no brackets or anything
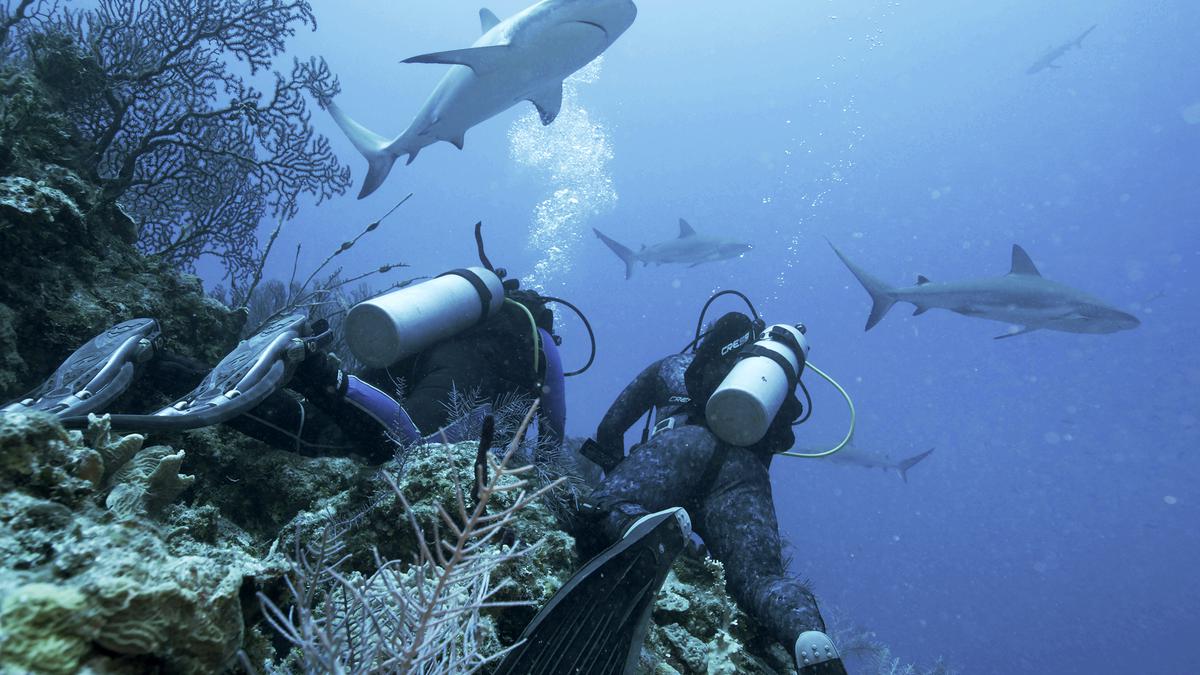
739,344,798,391
438,268,493,324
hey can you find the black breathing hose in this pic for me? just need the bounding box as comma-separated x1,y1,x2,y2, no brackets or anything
540,295,596,376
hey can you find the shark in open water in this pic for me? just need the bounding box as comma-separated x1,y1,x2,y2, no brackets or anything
808,443,935,483
1027,24,1097,74
830,241,1140,339
328,0,638,198
594,219,752,279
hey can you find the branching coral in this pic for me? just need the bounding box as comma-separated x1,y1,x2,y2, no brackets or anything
259,404,565,673
5,0,351,297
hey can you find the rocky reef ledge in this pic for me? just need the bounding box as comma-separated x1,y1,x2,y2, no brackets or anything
0,411,796,674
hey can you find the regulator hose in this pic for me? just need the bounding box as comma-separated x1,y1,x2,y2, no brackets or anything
779,361,855,459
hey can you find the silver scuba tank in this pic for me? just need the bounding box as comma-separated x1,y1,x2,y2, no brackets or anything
705,323,810,446
344,266,505,368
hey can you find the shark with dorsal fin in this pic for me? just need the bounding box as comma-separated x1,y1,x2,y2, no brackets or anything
829,241,1140,338
593,219,752,279
327,0,638,198
799,439,935,483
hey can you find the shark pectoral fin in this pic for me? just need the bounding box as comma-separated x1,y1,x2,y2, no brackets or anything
994,325,1040,339
402,45,510,74
678,218,696,238
528,83,564,126
912,306,928,316
479,8,501,34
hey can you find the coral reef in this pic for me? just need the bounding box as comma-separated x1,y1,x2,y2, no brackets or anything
0,68,243,402
0,412,285,673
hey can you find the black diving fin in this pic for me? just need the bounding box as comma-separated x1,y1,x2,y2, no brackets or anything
2,318,160,419
494,507,691,675
58,313,314,432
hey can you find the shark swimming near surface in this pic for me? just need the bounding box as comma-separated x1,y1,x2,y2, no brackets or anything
830,241,1140,339
807,443,935,483
328,0,638,198
594,219,752,279
1027,24,1097,74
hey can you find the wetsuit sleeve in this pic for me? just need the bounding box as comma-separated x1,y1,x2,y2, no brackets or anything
595,357,664,459
402,340,494,434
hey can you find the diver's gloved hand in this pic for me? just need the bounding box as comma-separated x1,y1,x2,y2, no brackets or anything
794,631,848,674
289,350,347,401
580,438,622,472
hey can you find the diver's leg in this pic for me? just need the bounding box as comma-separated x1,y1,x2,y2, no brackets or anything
588,424,720,543
694,448,827,646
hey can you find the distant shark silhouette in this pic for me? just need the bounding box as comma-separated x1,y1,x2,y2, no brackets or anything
328,0,638,198
802,442,934,483
830,241,1140,339
1027,25,1097,74
594,219,752,279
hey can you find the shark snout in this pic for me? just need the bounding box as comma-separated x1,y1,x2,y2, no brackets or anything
1110,310,1141,331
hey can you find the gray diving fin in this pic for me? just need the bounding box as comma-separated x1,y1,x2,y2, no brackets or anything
529,82,564,125
402,45,510,74
1,318,160,419
494,508,691,674
59,314,311,431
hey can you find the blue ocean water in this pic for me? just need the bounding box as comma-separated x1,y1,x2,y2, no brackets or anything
236,1,1199,672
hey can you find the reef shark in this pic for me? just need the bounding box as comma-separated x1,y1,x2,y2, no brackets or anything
329,0,638,198
810,443,935,483
830,241,1140,339
1027,24,1097,74
594,219,752,279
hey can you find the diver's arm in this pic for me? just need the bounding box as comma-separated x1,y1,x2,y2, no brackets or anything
595,358,664,458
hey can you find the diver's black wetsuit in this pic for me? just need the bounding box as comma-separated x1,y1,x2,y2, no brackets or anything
588,352,826,648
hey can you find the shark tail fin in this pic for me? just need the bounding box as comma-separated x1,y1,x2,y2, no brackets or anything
897,448,935,483
327,100,401,199
828,240,897,331
593,228,637,280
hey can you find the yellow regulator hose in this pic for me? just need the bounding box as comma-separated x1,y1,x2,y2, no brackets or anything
779,361,856,459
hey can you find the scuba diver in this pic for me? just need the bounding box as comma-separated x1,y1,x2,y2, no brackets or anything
2,225,592,463
497,293,850,675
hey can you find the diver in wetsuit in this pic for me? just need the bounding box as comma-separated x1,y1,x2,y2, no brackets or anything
585,310,843,674
495,307,844,674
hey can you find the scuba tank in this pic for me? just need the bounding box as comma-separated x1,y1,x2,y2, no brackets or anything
344,266,505,368
705,323,809,447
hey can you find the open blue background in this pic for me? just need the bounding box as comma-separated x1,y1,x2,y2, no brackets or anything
214,1,1200,671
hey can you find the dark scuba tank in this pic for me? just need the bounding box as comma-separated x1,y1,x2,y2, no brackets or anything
705,323,809,446
344,266,505,368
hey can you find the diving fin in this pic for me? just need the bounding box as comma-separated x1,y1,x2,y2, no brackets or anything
60,313,312,431
494,507,691,675
2,319,160,419
795,631,848,674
